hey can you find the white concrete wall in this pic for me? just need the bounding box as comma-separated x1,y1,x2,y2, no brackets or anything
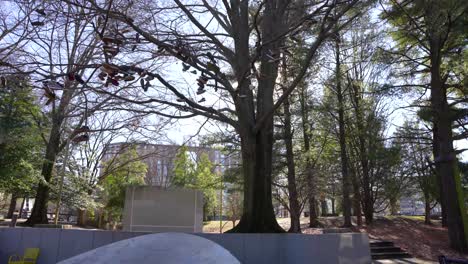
0,228,371,264
122,187,203,232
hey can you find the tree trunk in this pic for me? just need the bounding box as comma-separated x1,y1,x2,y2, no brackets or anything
7,193,17,219
389,198,398,215
309,195,319,227
299,82,319,228
228,60,284,232
331,198,336,215
424,196,431,225
430,42,468,252
351,170,362,226
350,83,373,225
25,127,60,225
19,197,26,219
335,35,352,227
432,126,447,227
25,81,74,226
321,199,328,216
283,89,301,233
227,1,285,233
228,129,284,233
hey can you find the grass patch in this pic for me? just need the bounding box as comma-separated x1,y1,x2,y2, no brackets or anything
385,215,425,221
203,220,237,233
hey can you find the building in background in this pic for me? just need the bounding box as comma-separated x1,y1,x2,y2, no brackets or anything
101,142,239,188
399,194,441,216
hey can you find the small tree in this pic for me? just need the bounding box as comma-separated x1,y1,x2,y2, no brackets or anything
225,190,243,227
172,147,220,220
172,145,195,187
101,148,147,225
194,154,220,219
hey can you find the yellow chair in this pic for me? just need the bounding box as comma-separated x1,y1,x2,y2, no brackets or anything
8,248,40,264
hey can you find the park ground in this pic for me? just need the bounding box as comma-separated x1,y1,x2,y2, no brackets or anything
204,216,468,262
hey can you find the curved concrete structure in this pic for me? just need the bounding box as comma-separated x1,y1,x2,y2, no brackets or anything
57,232,240,264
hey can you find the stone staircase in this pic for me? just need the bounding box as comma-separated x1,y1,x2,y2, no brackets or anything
370,240,412,260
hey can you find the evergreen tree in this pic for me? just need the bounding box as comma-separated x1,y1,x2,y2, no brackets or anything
384,0,468,251
172,147,220,220
0,77,43,217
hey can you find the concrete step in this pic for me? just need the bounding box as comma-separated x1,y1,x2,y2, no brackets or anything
371,246,405,253
370,241,394,248
370,241,411,260
371,252,412,260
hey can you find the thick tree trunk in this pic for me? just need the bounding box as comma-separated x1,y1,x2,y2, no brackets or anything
228,129,284,233
77,209,86,226
430,44,468,252
432,127,447,227
26,83,73,226
363,195,373,224
283,91,301,233
7,193,17,219
227,1,285,233
335,35,352,227
25,127,60,225
389,198,398,215
309,196,319,227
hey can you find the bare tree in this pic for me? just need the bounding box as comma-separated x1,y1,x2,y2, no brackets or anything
64,0,367,232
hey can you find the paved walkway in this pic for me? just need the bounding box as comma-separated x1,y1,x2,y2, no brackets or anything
373,258,437,264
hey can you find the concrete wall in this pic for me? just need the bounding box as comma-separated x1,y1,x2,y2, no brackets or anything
122,187,203,232
0,228,371,264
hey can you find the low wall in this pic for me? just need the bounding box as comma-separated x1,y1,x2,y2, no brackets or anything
0,228,371,264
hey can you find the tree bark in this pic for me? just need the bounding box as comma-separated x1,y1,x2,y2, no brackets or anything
430,40,468,252
350,83,373,224
227,1,285,233
335,34,352,227
331,198,336,215
389,198,398,215
351,169,362,226
77,209,86,226
7,193,17,219
25,124,61,225
19,197,26,219
321,199,328,216
25,83,74,226
432,126,447,226
424,195,431,225
283,89,301,233
228,129,284,233
299,83,319,227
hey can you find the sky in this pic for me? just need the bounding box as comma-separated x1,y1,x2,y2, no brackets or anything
137,3,468,162
4,1,466,162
